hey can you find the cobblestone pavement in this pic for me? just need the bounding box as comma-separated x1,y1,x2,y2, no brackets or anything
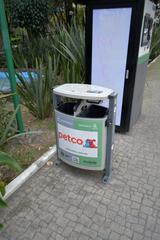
1,58,160,240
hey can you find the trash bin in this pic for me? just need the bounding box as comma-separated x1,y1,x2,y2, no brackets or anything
53,84,117,183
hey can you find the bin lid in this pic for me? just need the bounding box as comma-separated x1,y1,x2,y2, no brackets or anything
53,84,114,100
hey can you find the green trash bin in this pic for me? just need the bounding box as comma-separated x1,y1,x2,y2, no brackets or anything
53,84,117,183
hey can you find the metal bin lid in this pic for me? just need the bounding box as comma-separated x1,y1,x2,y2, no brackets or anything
53,84,114,100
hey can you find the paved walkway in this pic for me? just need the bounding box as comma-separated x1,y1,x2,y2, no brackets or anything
1,58,160,240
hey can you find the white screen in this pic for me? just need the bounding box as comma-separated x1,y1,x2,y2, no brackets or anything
92,8,132,126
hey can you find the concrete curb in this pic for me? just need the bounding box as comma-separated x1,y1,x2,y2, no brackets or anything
4,145,57,200
148,55,160,67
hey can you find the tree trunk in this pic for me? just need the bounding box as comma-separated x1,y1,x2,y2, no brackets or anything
65,0,73,25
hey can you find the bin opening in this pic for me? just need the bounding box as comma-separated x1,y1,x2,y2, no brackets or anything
57,102,76,115
78,105,108,118
57,102,108,118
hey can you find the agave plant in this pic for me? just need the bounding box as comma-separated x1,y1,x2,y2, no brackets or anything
0,93,40,146
0,151,22,229
17,55,59,120
0,93,18,146
52,21,85,84
13,34,55,68
150,25,160,61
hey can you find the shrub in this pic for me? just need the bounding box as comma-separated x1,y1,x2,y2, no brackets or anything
17,56,59,120
0,94,17,145
150,25,160,61
53,21,85,83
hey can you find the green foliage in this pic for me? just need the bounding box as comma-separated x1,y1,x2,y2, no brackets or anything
62,61,83,83
0,94,39,145
0,151,22,172
0,94,17,146
13,35,56,68
12,14,85,120
17,56,59,120
53,21,85,83
0,151,21,229
8,0,50,38
150,25,160,61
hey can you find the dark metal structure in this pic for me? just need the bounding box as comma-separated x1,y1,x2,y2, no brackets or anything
78,0,157,132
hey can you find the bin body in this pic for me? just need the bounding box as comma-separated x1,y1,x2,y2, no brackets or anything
55,109,107,170
53,84,117,182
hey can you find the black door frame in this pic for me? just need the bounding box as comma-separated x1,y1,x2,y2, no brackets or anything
85,0,145,132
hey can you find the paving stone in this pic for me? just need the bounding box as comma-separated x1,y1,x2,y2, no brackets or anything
79,214,92,227
115,215,126,226
75,223,84,233
155,224,160,233
144,230,153,238
62,226,73,237
70,231,80,240
146,216,156,231
98,226,111,239
124,228,133,238
128,181,139,188
82,226,98,239
79,234,89,240
141,206,153,216
131,192,143,203
111,222,125,235
96,204,107,217
152,232,160,240
83,205,96,218
106,210,117,220
132,232,143,240
64,213,78,222
55,234,64,240
126,215,139,224
33,232,48,240
131,202,141,210
142,198,154,207
120,235,130,240
131,223,144,233
109,231,120,240
68,221,76,228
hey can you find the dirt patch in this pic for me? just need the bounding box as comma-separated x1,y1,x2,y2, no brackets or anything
0,105,56,184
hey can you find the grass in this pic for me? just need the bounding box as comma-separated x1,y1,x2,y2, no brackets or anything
0,104,56,184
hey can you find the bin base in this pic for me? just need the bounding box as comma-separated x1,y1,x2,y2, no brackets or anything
101,173,112,184
54,159,62,167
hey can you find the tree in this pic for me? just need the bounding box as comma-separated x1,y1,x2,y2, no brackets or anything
8,0,50,39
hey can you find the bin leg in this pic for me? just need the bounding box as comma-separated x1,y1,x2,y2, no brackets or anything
53,94,61,109
54,159,62,167
53,94,62,166
102,93,117,184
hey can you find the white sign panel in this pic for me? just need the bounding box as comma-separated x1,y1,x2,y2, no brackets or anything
92,8,132,126
57,123,98,158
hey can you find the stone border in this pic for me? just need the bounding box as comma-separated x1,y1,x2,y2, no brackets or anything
148,55,160,67
4,145,57,200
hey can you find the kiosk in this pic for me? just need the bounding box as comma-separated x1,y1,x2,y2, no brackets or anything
79,0,157,132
